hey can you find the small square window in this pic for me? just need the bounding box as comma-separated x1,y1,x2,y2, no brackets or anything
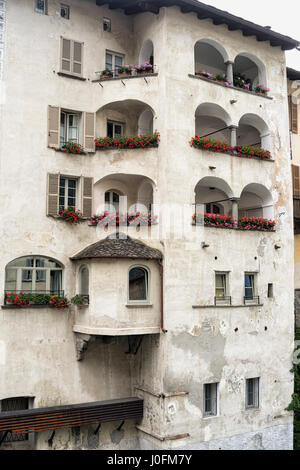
103,17,111,32
246,378,260,409
35,0,47,15
60,4,70,20
204,383,218,417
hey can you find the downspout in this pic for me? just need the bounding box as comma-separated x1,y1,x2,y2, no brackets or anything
158,259,167,333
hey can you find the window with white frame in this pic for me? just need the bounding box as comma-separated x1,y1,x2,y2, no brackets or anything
60,4,70,19
245,273,256,301
5,256,63,294
129,267,149,302
246,378,260,409
60,111,81,147
215,272,230,304
204,383,218,417
59,177,77,212
105,51,124,74
107,121,124,138
35,0,47,14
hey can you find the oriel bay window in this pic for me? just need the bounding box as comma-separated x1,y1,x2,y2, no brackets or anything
129,267,149,303
5,256,63,294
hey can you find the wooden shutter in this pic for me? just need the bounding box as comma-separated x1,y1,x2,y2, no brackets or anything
48,106,60,149
73,41,83,76
84,112,95,152
81,177,93,218
293,165,300,197
61,38,71,73
47,174,60,216
289,96,298,134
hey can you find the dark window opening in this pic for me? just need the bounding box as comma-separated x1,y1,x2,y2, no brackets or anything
129,267,148,301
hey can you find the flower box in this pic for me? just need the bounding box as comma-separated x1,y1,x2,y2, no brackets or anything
90,212,158,227
193,213,276,232
62,141,85,155
234,145,271,160
60,207,83,224
95,131,160,151
190,137,234,155
5,292,69,309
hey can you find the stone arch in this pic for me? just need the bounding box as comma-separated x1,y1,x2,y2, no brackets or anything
194,39,229,76
233,52,267,89
239,183,274,219
237,114,270,150
195,177,234,216
139,39,154,66
195,103,232,143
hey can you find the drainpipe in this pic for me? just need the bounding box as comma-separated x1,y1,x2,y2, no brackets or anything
158,259,167,333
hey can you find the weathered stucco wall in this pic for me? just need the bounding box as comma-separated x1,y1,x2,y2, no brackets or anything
0,0,294,450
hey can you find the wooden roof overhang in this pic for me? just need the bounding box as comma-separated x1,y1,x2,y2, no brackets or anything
0,397,143,435
95,0,299,51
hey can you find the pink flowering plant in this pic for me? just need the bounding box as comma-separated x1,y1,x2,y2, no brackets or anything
62,141,85,155
196,71,231,87
95,131,160,150
254,84,270,95
60,207,83,224
234,73,252,91
134,62,153,73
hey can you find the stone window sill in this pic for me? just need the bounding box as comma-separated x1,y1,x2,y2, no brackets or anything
57,72,87,81
92,73,158,83
126,304,153,309
192,304,263,309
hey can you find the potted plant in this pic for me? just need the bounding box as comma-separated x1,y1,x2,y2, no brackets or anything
254,84,270,95
117,65,132,77
62,141,85,155
60,207,83,224
71,295,89,307
100,68,113,79
49,295,69,309
233,73,252,91
196,71,214,79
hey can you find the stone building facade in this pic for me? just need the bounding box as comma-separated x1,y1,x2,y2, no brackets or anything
0,0,298,450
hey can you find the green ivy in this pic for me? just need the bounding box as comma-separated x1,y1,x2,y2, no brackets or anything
287,326,300,450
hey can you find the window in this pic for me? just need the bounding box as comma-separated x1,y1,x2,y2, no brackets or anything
60,111,81,147
215,273,230,305
244,273,259,304
289,96,298,134
59,176,77,211
204,383,218,417
246,378,260,409
79,266,89,296
129,267,149,302
5,257,63,294
105,51,124,74
105,190,121,212
35,0,47,14
206,203,222,215
107,121,124,138
103,17,111,32
61,38,83,77
268,283,273,298
0,398,31,442
60,4,70,19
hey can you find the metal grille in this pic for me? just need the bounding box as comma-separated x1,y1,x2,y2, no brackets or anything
0,398,29,443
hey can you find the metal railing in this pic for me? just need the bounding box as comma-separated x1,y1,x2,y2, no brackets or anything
96,64,158,80
214,296,232,306
244,296,260,305
4,290,64,305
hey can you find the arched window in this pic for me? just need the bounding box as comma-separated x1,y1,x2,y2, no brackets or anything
5,256,63,294
79,266,89,296
129,267,149,302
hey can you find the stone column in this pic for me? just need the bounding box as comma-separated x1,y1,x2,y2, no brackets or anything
225,60,234,85
230,198,239,228
229,125,238,148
